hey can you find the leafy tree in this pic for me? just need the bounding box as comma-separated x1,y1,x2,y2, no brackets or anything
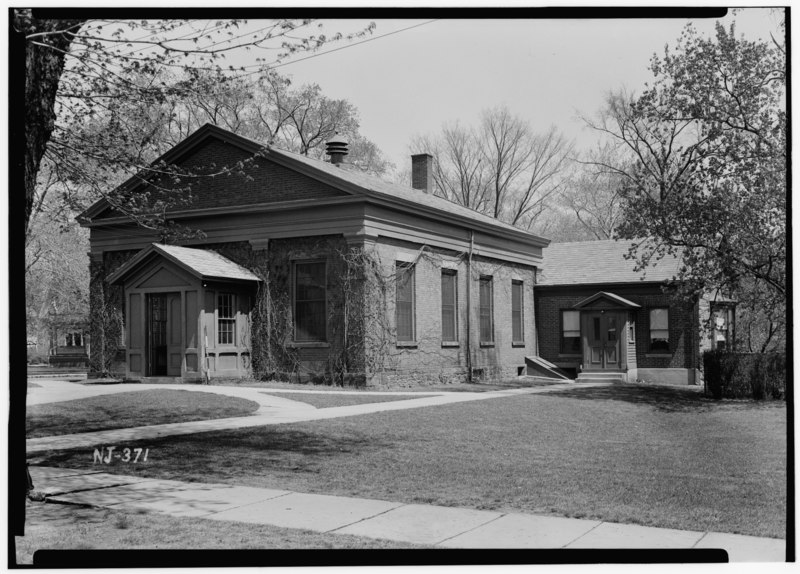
410,105,573,231
25,201,90,354
410,122,492,214
584,21,786,350
561,144,627,240
15,12,376,235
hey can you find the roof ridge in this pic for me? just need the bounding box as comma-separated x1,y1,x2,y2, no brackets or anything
549,239,627,246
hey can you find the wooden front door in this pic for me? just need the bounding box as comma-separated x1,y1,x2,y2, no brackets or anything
583,311,621,371
147,292,182,376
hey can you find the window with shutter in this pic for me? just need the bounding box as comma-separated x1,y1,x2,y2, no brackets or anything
295,261,327,342
479,276,493,343
396,263,415,342
441,270,457,342
512,280,524,343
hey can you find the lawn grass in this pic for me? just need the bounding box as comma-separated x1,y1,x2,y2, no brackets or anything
36,384,787,538
26,390,259,438
213,378,538,393
260,391,423,409
27,382,41,389
14,500,426,563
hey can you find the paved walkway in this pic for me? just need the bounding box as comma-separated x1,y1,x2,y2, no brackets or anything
27,380,602,454
29,465,785,561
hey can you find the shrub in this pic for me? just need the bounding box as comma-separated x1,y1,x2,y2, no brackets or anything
703,350,786,400
26,350,48,365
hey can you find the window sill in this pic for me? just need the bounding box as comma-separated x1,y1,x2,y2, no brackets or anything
479,342,495,348
512,341,526,348
645,353,671,358
441,341,460,348
396,341,418,348
289,341,330,348
558,353,582,358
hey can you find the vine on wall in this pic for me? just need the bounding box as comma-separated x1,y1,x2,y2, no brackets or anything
250,265,299,381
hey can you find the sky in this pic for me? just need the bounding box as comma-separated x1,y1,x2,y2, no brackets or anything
245,8,783,173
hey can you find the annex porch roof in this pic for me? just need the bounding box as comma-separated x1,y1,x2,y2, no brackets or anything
573,291,641,310
107,243,261,285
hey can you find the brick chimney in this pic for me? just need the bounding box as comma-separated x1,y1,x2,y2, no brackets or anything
411,153,433,193
325,133,348,166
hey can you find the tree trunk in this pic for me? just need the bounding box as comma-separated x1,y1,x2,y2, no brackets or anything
15,13,85,233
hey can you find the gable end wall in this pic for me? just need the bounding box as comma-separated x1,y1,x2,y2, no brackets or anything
95,139,346,220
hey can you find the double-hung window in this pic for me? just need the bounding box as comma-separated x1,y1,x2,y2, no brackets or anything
649,308,670,353
511,280,524,343
217,293,236,345
441,270,457,342
561,310,581,354
479,276,494,343
295,261,327,342
396,263,415,342
711,305,735,350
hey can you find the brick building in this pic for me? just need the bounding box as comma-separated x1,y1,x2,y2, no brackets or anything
534,240,735,385
79,124,547,385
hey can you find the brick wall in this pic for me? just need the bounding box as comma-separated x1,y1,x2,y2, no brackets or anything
91,233,541,386
371,238,538,385
534,284,698,371
96,138,346,219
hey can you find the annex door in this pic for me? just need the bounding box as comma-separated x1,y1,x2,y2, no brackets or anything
583,311,621,371
147,292,182,376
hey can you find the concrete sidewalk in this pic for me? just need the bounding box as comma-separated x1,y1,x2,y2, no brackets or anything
27,382,603,454
30,465,785,561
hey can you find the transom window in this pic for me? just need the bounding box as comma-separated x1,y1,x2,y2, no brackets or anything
217,293,235,345
649,308,670,353
561,310,581,354
294,261,327,342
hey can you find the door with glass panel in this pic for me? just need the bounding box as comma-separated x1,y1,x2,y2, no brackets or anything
582,311,621,371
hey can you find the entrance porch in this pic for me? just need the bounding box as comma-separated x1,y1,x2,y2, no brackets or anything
107,244,260,381
572,292,640,383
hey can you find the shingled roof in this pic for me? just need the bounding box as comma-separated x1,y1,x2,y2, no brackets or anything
266,146,536,238
108,243,261,284
537,239,681,286
79,124,548,249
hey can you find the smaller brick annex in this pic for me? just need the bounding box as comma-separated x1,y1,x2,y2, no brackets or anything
534,240,733,386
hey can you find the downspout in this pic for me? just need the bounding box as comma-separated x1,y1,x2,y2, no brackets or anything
534,266,540,357
466,231,474,384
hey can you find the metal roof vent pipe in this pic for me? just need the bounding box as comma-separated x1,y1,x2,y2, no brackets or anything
325,133,349,166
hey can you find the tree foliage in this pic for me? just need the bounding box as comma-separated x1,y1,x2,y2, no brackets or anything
585,21,786,349
15,12,378,236
410,105,573,231
561,144,627,240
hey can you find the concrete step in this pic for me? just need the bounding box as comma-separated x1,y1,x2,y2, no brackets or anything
138,377,184,384
576,372,625,383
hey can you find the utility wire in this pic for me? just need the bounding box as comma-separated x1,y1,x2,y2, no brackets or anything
268,19,439,71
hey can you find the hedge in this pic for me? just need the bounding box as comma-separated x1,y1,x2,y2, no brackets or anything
703,350,786,400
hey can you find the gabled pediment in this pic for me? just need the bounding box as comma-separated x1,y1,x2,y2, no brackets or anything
135,266,191,289
108,243,261,286
574,291,641,310
79,124,351,223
